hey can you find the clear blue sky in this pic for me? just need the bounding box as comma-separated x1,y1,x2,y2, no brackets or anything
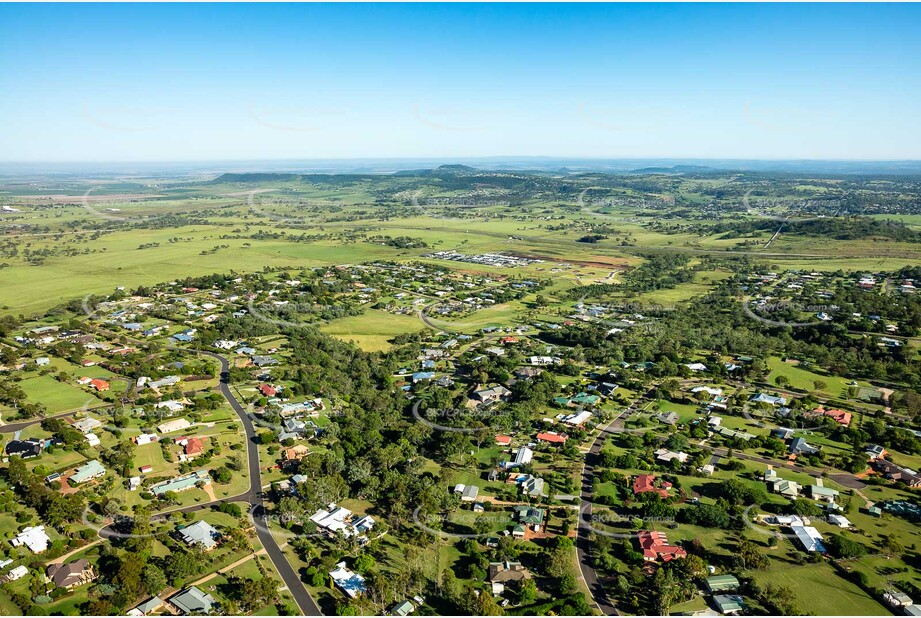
1,3,920,162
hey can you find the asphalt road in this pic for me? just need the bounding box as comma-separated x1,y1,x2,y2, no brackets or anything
199,351,322,616
97,351,322,615
575,385,657,616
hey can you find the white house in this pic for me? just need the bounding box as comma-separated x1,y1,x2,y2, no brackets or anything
11,526,51,553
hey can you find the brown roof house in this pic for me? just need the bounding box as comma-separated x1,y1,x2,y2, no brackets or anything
488,560,531,595
47,559,96,590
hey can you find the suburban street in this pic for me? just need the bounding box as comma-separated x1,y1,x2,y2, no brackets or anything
199,350,323,616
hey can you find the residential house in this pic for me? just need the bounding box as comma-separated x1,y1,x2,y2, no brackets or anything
11,526,50,553
282,444,310,462
811,406,852,427
5,566,28,582
789,437,820,456
656,412,679,425
633,474,670,499
705,575,739,593
712,595,744,615
519,475,545,498
4,439,42,459
70,459,106,484
88,379,110,392
513,505,544,531
390,600,415,616
472,385,512,406
536,431,567,445
169,586,217,615
655,448,689,464
487,560,531,595
791,525,826,552
750,393,787,406
637,530,686,562
127,597,165,616
507,446,533,468
135,433,158,446
47,559,96,589
454,484,480,502
807,485,839,502
330,562,367,598
179,521,221,551
150,470,210,496
258,383,277,397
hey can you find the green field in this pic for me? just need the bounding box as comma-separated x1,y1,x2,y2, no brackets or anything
755,562,891,616
319,309,425,351
18,375,99,413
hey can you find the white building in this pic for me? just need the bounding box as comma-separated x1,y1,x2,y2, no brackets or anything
11,526,51,553
6,565,28,581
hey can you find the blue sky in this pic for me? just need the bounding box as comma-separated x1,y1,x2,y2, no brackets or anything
1,3,920,162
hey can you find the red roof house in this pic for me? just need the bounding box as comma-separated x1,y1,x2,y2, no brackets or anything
495,435,512,446
500,337,519,345
637,530,686,562
258,384,277,397
89,379,110,392
537,432,568,445
633,474,669,499
815,407,852,427
184,437,204,457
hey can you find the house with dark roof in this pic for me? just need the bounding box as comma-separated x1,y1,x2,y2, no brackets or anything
789,437,820,456
487,560,531,594
47,559,96,590
5,439,42,459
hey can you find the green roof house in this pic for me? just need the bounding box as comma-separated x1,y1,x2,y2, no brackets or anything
712,594,744,614
705,575,739,593
70,460,106,484
151,470,210,496
169,586,216,615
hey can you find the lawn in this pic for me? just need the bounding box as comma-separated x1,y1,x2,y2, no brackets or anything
754,562,891,616
765,356,871,398
319,309,424,351
18,375,99,413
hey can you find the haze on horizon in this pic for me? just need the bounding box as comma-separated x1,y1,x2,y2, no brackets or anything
1,3,920,163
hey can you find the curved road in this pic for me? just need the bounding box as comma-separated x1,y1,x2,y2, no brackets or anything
93,350,321,616
197,351,322,616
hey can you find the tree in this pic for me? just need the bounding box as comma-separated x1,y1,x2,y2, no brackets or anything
142,564,167,597
211,466,233,484
736,538,769,570
825,534,866,559
353,554,376,575
517,578,537,604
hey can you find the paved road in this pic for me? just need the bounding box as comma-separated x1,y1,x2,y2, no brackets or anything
576,385,658,616
200,351,322,616
98,350,322,616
